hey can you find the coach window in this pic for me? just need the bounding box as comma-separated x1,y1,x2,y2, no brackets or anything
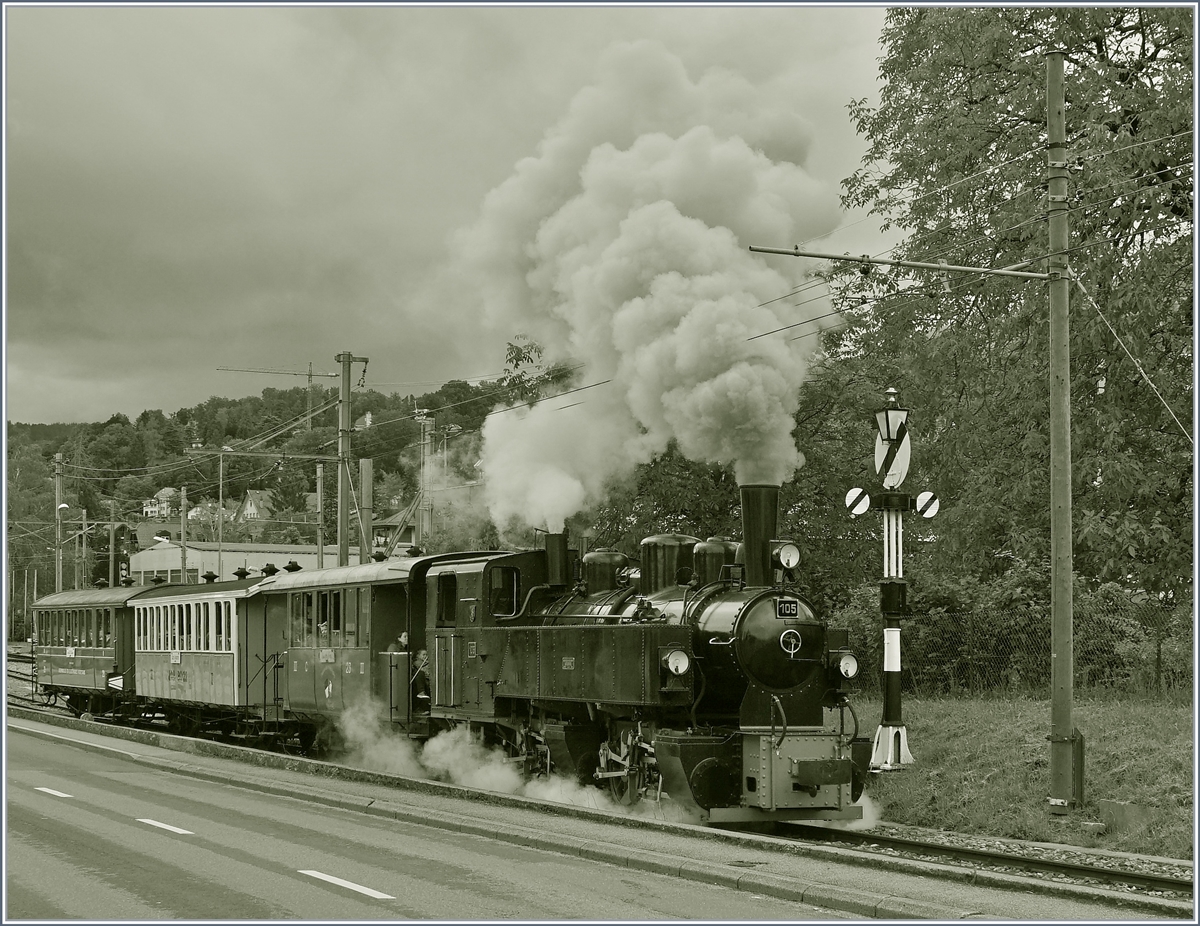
186,603,195,651
303,593,315,647
223,600,233,652
437,572,458,626
289,595,304,647
343,588,357,647
330,591,343,647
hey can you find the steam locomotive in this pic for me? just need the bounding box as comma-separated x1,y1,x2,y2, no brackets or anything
31,483,869,824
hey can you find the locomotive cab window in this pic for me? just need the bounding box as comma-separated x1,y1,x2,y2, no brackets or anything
489,567,520,617
436,572,458,626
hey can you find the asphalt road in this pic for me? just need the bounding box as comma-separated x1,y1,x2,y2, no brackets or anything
6,726,847,920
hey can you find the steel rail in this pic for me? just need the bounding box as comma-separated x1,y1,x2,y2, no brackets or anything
786,822,1192,895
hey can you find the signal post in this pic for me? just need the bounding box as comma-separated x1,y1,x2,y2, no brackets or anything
845,387,939,771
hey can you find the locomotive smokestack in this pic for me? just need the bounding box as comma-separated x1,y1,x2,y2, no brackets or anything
739,484,779,586
545,529,570,587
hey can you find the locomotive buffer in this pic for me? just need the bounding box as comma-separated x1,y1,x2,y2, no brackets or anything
845,387,939,772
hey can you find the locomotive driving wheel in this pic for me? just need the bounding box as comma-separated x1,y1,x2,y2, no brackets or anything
602,727,644,806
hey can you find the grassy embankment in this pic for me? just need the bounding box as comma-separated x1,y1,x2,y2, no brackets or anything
854,695,1194,860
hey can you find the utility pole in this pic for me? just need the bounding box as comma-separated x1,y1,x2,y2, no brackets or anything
336,351,369,567
108,499,117,587
316,463,325,569
415,410,434,545
218,452,225,579
76,508,88,590
180,486,189,583
54,453,63,593
359,458,374,564
1046,51,1079,814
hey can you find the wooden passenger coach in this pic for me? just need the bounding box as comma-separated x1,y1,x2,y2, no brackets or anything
32,586,143,713
130,578,289,736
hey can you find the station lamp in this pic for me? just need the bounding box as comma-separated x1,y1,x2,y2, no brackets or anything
875,387,909,442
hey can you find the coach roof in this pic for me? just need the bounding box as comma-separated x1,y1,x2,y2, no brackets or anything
33,586,151,609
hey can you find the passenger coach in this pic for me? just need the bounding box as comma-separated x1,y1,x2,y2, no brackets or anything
31,585,143,715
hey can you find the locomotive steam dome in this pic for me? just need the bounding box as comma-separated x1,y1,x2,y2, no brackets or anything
693,536,738,586
735,595,823,691
582,549,629,594
639,533,701,595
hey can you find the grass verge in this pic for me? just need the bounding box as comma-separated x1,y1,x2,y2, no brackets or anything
853,694,1194,860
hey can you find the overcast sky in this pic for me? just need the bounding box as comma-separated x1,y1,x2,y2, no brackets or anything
5,4,895,426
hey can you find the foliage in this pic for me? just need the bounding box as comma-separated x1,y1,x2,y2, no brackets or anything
837,8,1193,599
499,335,576,406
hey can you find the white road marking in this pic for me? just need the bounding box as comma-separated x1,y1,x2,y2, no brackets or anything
298,870,395,899
137,818,194,835
35,787,73,798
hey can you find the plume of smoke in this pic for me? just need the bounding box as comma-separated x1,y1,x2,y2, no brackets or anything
337,698,424,778
448,41,839,531
336,696,705,820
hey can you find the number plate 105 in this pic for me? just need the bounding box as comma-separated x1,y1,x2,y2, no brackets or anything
776,598,800,619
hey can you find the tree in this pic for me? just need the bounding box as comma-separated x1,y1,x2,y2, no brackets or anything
837,8,1192,598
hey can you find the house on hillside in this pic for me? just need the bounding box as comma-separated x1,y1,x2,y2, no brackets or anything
234,489,274,522
142,487,179,518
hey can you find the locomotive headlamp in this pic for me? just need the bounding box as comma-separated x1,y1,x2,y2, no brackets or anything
835,651,860,679
662,649,691,676
770,542,801,570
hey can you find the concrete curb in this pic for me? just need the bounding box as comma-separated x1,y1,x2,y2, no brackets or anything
9,708,1191,919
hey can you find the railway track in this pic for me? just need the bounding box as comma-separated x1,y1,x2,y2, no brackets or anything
786,821,1193,899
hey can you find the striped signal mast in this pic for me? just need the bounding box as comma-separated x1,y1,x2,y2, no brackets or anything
845,387,939,771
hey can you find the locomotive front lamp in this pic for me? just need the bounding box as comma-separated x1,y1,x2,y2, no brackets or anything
662,649,691,676
771,542,801,570
834,651,860,680
875,387,909,442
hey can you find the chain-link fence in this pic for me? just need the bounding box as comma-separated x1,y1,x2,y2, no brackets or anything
844,600,1192,698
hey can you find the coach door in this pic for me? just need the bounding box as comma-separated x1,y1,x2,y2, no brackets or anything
286,591,318,711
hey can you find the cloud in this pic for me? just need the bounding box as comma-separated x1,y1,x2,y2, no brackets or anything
4,7,887,424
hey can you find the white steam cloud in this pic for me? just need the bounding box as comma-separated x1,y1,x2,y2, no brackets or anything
336,698,699,823
447,40,841,531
